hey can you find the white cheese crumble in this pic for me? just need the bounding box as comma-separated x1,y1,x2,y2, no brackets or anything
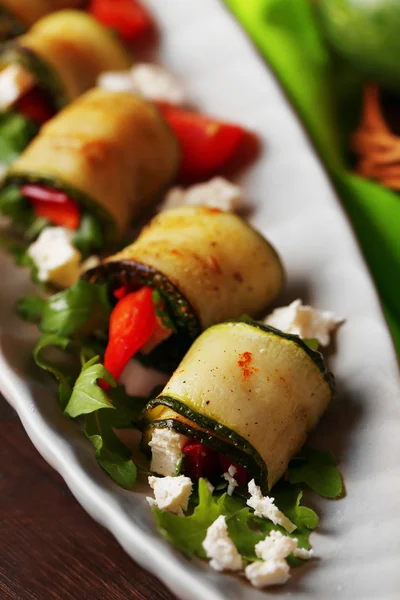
98,63,187,105
27,227,82,288
245,530,313,588
161,177,243,213
0,64,35,110
255,530,298,561
264,299,344,347
294,546,314,560
202,515,244,572
149,428,188,476
244,559,290,588
147,475,192,516
247,480,296,533
222,465,238,496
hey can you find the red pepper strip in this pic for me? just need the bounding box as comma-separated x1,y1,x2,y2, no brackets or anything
157,104,247,182
218,453,249,487
103,287,156,389
113,285,128,300
14,87,56,125
89,0,153,42
21,184,81,230
182,440,220,481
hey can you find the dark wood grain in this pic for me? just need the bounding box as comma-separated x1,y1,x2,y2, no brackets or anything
0,396,176,600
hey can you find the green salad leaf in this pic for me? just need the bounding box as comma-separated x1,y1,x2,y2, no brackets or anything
64,356,115,418
154,478,223,558
0,185,31,226
85,408,137,489
108,386,149,428
33,333,74,409
288,446,343,498
0,111,38,164
40,280,111,337
73,213,104,258
154,478,319,564
15,294,46,324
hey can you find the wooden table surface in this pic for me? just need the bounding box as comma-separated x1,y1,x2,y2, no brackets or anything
0,395,176,600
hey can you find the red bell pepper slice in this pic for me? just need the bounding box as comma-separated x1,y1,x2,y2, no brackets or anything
89,0,154,43
218,453,249,487
182,440,219,481
14,87,56,125
157,104,246,182
21,184,81,230
103,287,157,386
113,285,128,300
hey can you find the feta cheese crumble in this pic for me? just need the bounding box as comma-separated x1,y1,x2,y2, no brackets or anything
161,177,243,213
247,480,296,533
245,559,290,588
202,515,244,572
222,465,238,496
27,227,82,288
149,428,188,476
98,63,187,105
264,299,344,347
245,530,313,588
255,530,298,561
0,64,35,110
147,475,192,515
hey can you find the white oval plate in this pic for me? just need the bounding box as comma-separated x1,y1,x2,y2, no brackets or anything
1,1,400,599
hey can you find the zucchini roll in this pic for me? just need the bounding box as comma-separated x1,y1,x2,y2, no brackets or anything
83,205,284,370
0,88,179,278
0,1,84,41
0,11,131,120
141,321,334,493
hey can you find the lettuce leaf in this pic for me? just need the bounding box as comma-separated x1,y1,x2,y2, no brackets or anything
33,333,74,410
64,356,115,418
16,294,46,324
0,111,38,164
40,280,111,338
288,446,343,498
73,213,104,258
85,408,137,489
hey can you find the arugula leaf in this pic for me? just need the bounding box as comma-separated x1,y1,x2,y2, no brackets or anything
64,356,115,418
0,185,32,227
85,408,137,489
16,294,46,324
41,280,111,337
288,447,343,498
108,386,148,428
154,478,223,558
303,338,320,350
0,111,38,164
73,213,104,258
33,333,74,409
25,216,50,241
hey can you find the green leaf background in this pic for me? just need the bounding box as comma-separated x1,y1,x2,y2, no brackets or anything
225,0,400,354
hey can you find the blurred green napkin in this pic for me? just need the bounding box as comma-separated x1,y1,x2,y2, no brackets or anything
226,0,400,354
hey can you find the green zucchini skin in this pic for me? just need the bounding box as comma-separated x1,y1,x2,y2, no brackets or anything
141,320,335,490
0,44,68,109
3,174,116,245
82,260,202,373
